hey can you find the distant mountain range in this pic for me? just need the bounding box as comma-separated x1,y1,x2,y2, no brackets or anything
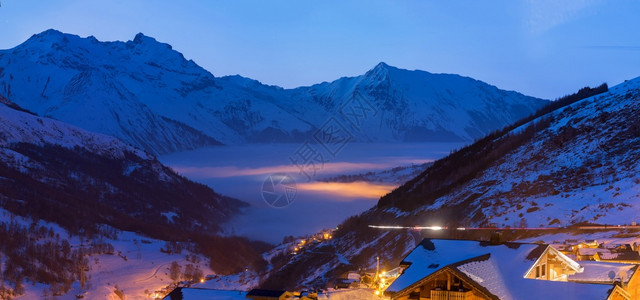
261,77,640,289
0,29,548,154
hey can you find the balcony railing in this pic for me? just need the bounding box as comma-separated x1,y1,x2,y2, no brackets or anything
431,289,473,300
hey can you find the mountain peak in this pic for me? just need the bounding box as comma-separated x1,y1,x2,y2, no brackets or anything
374,61,390,69
364,62,402,82
371,61,396,72
17,29,79,54
364,62,397,82
36,28,64,38
130,32,172,50
133,32,152,43
26,29,67,44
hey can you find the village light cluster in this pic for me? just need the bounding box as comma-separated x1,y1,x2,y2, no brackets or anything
291,228,335,255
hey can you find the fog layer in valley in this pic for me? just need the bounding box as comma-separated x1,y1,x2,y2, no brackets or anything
160,142,464,243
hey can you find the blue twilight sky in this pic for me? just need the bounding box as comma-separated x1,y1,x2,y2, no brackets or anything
0,0,639,99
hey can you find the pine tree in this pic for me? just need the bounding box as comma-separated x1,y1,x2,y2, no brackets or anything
169,261,181,283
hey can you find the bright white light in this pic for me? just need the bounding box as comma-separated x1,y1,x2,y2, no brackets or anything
369,225,447,230
369,225,405,229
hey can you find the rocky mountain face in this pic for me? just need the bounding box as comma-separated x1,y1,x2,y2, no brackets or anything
260,78,640,290
0,30,547,154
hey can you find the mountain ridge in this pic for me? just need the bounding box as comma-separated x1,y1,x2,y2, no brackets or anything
0,29,548,154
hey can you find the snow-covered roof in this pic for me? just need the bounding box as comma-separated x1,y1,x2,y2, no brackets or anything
163,288,246,300
456,256,510,298
603,243,627,249
524,245,583,277
387,239,494,293
568,261,637,283
550,243,569,250
317,288,379,300
597,252,619,260
578,248,609,256
387,239,614,300
597,251,640,261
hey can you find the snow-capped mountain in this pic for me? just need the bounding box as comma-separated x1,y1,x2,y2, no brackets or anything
259,78,640,289
0,30,547,154
287,62,547,142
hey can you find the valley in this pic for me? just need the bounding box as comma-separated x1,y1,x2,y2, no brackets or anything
0,5,638,298
159,142,464,243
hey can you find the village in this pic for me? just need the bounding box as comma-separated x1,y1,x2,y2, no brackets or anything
290,228,337,255
158,225,640,300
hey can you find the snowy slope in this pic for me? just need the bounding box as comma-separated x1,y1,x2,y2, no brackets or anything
0,96,269,298
377,77,640,228
0,94,150,159
0,95,245,236
0,206,216,300
0,30,547,154
259,77,640,289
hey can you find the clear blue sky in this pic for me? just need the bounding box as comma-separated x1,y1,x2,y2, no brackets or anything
1,0,639,99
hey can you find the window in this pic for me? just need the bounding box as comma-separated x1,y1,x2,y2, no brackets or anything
534,264,546,278
453,276,462,288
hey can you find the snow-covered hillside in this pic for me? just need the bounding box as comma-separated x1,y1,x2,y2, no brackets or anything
0,94,150,160
378,78,640,228
0,96,272,298
0,95,244,234
258,78,640,289
0,206,217,300
0,30,547,154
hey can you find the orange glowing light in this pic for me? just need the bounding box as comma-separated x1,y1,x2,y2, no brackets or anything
297,181,396,198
